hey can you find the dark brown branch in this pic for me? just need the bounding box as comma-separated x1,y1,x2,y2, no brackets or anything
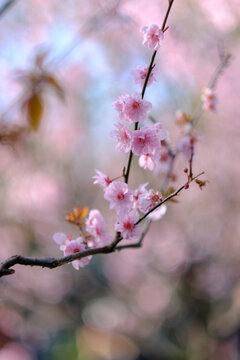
0,172,204,278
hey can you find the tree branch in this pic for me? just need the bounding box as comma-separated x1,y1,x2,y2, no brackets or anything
0,172,204,278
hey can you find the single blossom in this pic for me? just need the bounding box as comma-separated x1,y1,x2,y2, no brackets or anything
139,153,155,171
153,122,168,141
52,233,91,270
110,122,132,152
93,169,112,189
138,188,162,213
64,237,92,269
115,210,140,240
141,24,164,50
104,181,133,215
153,145,172,173
86,209,111,247
131,65,157,87
133,182,149,209
201,87,217,111
178,135,196,161
131,126,159,156
113,93,152,123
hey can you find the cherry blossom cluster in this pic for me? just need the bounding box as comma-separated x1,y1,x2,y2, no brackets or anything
52,22,217,270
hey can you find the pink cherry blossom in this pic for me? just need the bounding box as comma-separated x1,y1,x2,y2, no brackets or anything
131,65,157,87
131,126,159,156
153,122,168,141
139,153,155,171
141,24,164,50
86,209,111,247
115,210,140,240
110,122,132,152
113,93,152,123
104,180,133,215
201,87,217,111
154,146,172,173
53,232,71,251
178,135,196,161
64,237,92,270
133,182,148,209
93,169,112,189
138,188,162,213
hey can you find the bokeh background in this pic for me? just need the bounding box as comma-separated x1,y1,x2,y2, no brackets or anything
0,0,240,359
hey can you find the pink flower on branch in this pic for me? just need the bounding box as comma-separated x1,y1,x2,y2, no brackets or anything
115,210,140,240
110,122,132,152
53,234,92,270
86,209,111,247
93,169,112,189
104,181,133,215
138,188,162,214
131,126,159,156
141,24,164,50
131,65,157,87
139,153,155,171
178,135,196,161
113,93,152,123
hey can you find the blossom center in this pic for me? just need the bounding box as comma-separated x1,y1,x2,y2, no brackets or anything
124,222,132,230
73,248,80,253
132,101,140,109
117,193,125,200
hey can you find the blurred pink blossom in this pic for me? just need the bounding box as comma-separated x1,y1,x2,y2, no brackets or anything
113,93,152,123
141,24,164,50
110,122,132,152
201,87,217,111
86,209,111,247
131,64,157,87
93,169,112,189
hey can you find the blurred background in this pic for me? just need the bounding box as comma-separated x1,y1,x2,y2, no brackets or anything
0,0,240,359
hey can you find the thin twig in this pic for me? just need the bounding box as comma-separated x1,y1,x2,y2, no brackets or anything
124,0,175,185
135,171,204,225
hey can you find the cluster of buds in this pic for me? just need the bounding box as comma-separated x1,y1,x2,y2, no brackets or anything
201,87,217,111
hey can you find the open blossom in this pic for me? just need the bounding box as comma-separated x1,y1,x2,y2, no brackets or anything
178,135,196,161
53,233,92,270
133,182,148,209
93,169,112,189
154,122,168,141
86,209,111,247
113,93,152,123
201,87,217,111
115,210,140,240
139,153,155,171
131,65,157,87
104,181,133,215
141,24,164,50
154,145,172,173
131,126,159,156
110,122,132,152
138,188,162,213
